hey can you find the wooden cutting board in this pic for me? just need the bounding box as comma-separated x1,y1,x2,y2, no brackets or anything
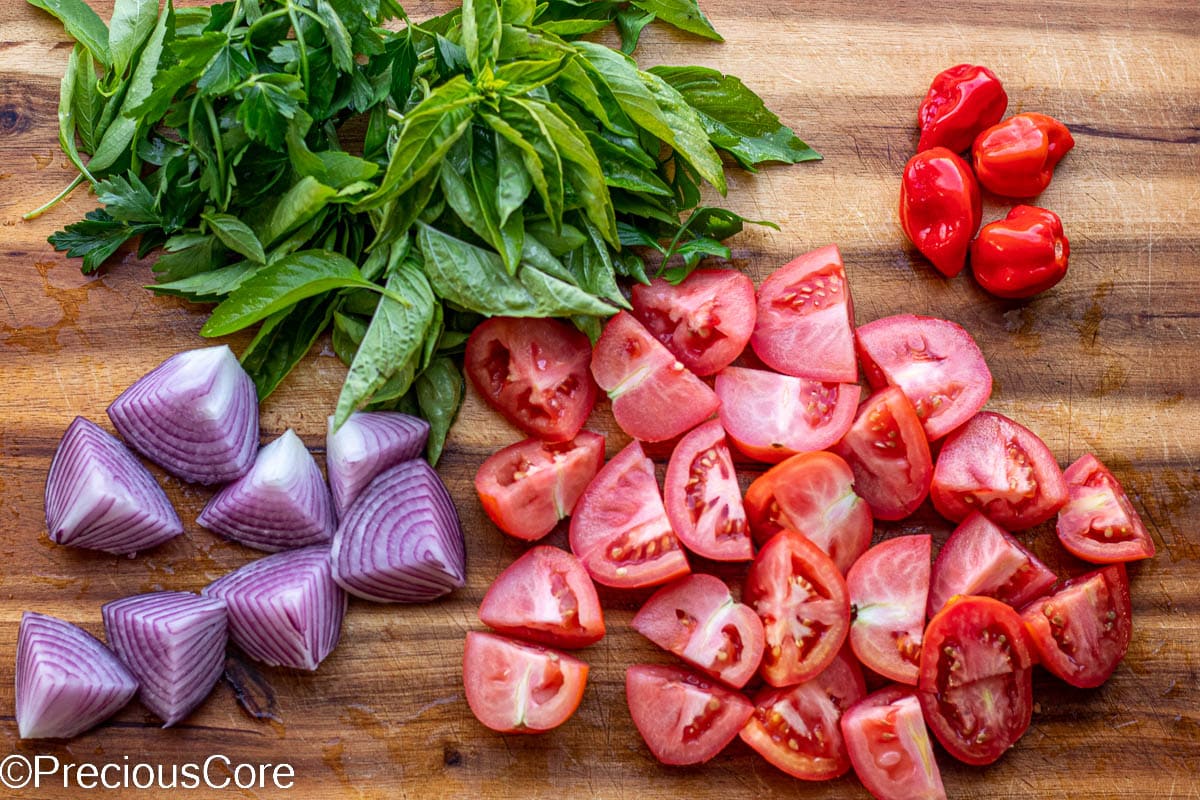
1,1,1197,797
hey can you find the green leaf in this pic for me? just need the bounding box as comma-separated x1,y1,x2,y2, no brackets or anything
240,294,336,399
614,7,653,54
129,32,227,120
237,73,305,149
197,41,254,96
494,56,567,93
418,223,541,316
500,0,534,25
462,0,501,74
331,310,369,365
573,215,628,307
537,17,611,37
153,232,221,280
70,46,105,152
108,0,158,82
47,209,136,274
480,107,563,231
57,46,95,184
256,176,337,247
95,172,158,223
587,132,671,196
26,0,111,67
316,0,354,72
203,212,267,263
630,0,722,42
553,59,634,136
526,219,586,254
519,264,619,316
150,260,260,301
416,357,463,466
495,135,532,226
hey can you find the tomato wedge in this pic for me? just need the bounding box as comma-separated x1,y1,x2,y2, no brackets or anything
569,441,690,589
474,433,605,541
1057,454,1155,563
632,574,765,689
751,245,857,383
841,686,946,800
630,269,756,377
744,530,851,686
739,649,866,780
463,631,588,733
590,311,719,442
716,367,860,464
847,535,931,685
856,314,992,441
743,452,873,573
931,411,1068,530
1021,564,1132,688
918,596,1034,766
626,664,753,765
478,546,605,649
663,420,752,562
465,317,596,442
927,511,1057,617
833,387,932,521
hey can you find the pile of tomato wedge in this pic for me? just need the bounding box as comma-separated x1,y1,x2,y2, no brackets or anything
461,247,1154,799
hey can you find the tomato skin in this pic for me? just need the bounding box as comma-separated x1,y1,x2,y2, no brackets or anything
899,148,982,278
464,317,596,442
625,664,753,765
971,205,1069,299
847,535,931,685
917,64,1008,154
1056,454,1155,563
841,686,947,800
972,112,1075,198
663,420,753,562
630,269,756,377
478,546,605,649
463,632,588,733
833,387,932,521
474,433,605,541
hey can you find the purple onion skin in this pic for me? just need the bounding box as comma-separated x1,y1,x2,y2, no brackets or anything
44,417,183,555
108,345,259,485
198,429,335,552
16,612,138,740
326,412,430,518
102,592,227,727
332,460,466,603
202,546,346,671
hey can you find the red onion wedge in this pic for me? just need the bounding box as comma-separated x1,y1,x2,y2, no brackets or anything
108,345,259,484
44,417,183,555
198,429,334,552
332,460,466,603
326,412,430,518
16,611,138,740
102,592,228,727
202,546,346,670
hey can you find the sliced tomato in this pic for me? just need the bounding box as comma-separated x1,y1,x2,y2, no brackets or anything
841,686,946,800
744,530,851,686
743,452,873,573
739,649,866,780
465,317,596,442
474,433,605,541
1021,564,1132,688
855,314,992,441
1056,454,1155,563
569,441,690,589
463,631,588,733
716,367,860,464
750,245,857,383
931,411,1068,530
663,420,752,562
918,596,1034,766
927,511,1057,617
847,535,931,685
630,269,756,377
632,574,765,689
478,546,605,649
626,664,753,765
833,387,932,521
590,311,719,442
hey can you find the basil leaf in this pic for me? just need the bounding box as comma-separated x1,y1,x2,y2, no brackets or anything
419,223,539,315
108,0,158,84
553,59,634,136
150,260,260,301
26,0,111,67
614,7,653,54
520,233,576,284
331,310,369,365
462,0,501,74
240,294,336,399
500,0,534,25
494,56,567,93
421,301,444,370
480,107,563,231
256,176,337,247
519,264,618,316
203,212,267,264
630,0,722,42
415,357,463,466
573,215,628,308
495,134,532,226
526,219,586,254
587,132,671,196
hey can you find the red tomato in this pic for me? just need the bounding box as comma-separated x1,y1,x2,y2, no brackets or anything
846,535,931,685
464,317,596,442
841,686,947,800
739,649,866,780
750,245,857,383
716,367,860,464
625,664,753,765
918,596,1034,766
927,511,1057,617
474,433,605,541
1056,454,1155,563
972,112,1075,198
899,148,982,278
463,631,588,733
632,574,765,689
743,452,873,573
478,546,605,649
663,420,752,562
856,314,992,441
569,441,690,589
1020,564,1132,688
590,311,719,442
833,387,932,521
931,412,1068,530
971,205,1069,299
630,269,756,377
917,63,1008,154
744,530,851,686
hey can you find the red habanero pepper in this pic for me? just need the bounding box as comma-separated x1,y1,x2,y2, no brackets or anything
971,205,1069,299
899,148,982,278
917,64,1008,153
972,113,1075,198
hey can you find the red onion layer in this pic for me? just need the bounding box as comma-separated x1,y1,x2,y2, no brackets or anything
326,412,430,517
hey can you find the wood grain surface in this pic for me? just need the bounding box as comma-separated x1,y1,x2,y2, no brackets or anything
1,1,1198,797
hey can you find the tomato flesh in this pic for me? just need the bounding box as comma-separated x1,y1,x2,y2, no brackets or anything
833,387,932,521
463,631,588,733
841,686,946,800
478,546,605,649
1056,454,1155,563
663,420,752,562
626,664,753,765
847,535,931,685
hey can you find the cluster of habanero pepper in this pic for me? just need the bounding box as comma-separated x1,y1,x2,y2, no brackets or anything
899,65,1074,299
